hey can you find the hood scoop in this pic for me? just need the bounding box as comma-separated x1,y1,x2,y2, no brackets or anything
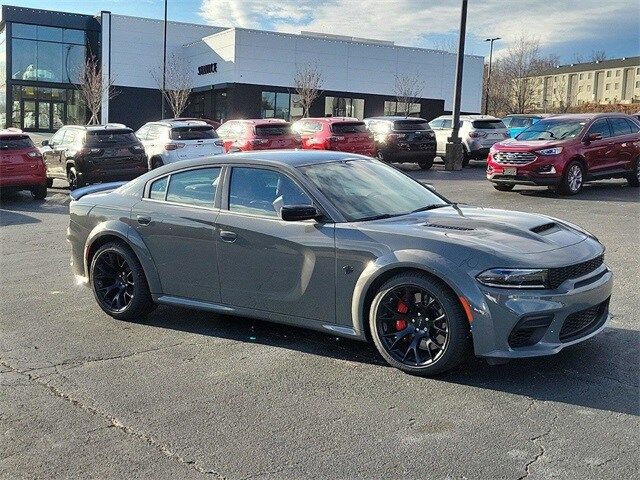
530,222,558,234
425,223,475,231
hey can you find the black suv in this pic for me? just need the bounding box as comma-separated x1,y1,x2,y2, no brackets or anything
364,116,437,169
41,124,148,190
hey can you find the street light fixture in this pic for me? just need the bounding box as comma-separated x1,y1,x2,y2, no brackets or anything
484,37,500,115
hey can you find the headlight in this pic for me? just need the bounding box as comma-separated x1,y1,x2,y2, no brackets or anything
536,147,562,155
476,268,549,289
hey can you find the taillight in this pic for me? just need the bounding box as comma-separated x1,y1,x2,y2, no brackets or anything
468,131,487,138
164,143,185,151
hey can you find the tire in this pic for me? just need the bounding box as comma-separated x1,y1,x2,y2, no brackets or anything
376,150,387,163
418,157,434,170
46,177,54,188
493,184,514,192
151,157,164,170
559,161,584,195
90,241,155,321
31,185,48,200
627,158,639,187
462,151,470,167
67,166,83,191
369,272,471,376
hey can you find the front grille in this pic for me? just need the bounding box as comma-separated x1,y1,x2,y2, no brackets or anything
559,298,609,342
548,255,604,289
508,315,554,348
494,152,537,165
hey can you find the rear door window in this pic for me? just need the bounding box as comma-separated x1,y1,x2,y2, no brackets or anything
472,120,506,129
331,122,367,134
165,167,221,208
609,117,633,136
0,135,34,150
170,126,218,140
149,176,168,201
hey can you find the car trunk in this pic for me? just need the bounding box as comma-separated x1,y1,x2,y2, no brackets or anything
329,122,373,152
83,130,145,170
0,135,40,176
392,120,435,144
472,120,508,142
253,124,298,149
170,125,222,158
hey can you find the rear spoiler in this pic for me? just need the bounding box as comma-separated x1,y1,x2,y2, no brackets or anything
69,181,127,201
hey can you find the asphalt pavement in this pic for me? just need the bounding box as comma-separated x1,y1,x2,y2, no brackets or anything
1,165,638,479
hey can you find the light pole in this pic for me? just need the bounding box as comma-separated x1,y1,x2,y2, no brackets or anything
161,0,168,119
444,0,468,171
484,37,500,115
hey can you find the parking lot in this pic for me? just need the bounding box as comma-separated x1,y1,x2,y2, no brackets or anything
1,164,638,479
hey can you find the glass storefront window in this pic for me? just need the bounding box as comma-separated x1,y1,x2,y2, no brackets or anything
12,38,37,80
63,29,85,45
37,26,63,42
23,101,36,129
261,91,294,120
324,96,365,119
290,94,303,120
261,92,275,118
10,85,86,131
384,100,421,117
274,92,290,119
36,41,64,81
12,23,37,40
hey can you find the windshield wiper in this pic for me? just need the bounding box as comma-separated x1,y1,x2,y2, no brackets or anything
411,203,451,213
357,213,399,221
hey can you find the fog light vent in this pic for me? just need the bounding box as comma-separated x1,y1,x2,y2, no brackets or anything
508,315,554,348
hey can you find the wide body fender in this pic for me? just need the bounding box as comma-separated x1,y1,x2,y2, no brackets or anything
350,249,493,352
84,220,162,295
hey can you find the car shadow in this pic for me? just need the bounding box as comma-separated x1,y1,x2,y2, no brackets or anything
516,181,638,202
142,305,638,416
0,189,70,216
0,209,41,226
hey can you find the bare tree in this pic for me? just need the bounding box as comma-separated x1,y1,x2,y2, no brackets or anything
293,63,323,118
590,50,607,62
393,73,425,117
432,38,458,54
552,76,571,113
152,53,193,118
484,36,557,115
77,55,117,124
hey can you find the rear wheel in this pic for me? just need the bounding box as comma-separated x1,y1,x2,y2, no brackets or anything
627,158,639,187
493,184,514,192
560,161,584,195
151,157,164,169
418,157,434,170
376,150,388,163
67,166,83,190
90,241,155,321
462,150,470,167
31,185,47,200
369,272,471,376
46,177,54,188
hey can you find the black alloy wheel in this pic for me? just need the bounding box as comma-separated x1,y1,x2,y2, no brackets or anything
90,242,155,320
67,166,82,190
418,157,434,170
369,273,470,375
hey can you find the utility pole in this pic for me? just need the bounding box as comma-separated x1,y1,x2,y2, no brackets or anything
161,0,168,119
445,0,468,171
484,37,500,115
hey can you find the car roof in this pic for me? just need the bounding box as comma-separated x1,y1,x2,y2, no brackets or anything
502,114,544,118
297,117,363,123
540,113,632,122
157,150,372,171
432,114,501,121
150,119,212,128
0,128,27,137
63,124,132,131
364,116,428,122
223,118,290,125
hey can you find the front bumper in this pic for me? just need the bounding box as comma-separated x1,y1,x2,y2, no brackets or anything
471,263,613,359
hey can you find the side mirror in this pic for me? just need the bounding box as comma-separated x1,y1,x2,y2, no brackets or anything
281,205,320,222
41,140,49,147
584,132,602,142
425,183,436,192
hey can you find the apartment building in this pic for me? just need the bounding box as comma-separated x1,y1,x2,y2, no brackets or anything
527,57,640,110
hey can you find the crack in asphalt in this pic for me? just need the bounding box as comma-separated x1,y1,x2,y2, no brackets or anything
0,357,226,478
516,411,559,480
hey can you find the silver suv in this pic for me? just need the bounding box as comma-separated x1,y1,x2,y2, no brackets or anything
429,115,508,165
135,119,224,169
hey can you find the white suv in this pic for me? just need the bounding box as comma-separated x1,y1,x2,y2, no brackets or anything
428,115,508,165
136,120,224,169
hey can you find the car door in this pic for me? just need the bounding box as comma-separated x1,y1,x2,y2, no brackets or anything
215,165,336,322
42,128,67,179
608,117,637,171
131,166,223,303
582,118,616,175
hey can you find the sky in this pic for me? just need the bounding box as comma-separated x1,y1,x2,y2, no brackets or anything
3,0,639,63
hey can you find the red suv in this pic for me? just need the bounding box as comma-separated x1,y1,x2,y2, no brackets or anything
216,119,300,152
0,129,47,199
487,113,640,194
292,117,376,157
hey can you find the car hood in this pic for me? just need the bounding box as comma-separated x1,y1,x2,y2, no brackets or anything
361,205,589,254
494,138,560,150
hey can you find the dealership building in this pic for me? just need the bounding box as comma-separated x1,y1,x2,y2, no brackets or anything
0,5,484,132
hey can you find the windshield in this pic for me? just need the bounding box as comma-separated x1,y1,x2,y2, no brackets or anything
170,126,218,140
86,130,138,146
0,135,34,150
393,120,431,131
516,119,586,140
299,159,448,222
255,125,292,136
331,122,367,134
472,120,505,129
505,117,533,128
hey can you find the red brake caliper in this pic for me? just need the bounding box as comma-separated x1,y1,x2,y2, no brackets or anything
395,300,408,331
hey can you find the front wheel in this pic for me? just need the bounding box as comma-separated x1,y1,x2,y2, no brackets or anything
369,273,471,376
560,161,584,195
627,158,639,187
67,166,83,190
90,241,155,321
418,157,434,170
31,185,48,200
493,184,514,192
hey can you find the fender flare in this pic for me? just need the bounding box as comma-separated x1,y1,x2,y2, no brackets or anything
350,249,492,348
84,220,162,295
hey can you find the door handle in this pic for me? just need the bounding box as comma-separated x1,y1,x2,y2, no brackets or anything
220,230,237,242
137,215,151,226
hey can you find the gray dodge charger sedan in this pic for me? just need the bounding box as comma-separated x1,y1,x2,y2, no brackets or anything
68,151,613,375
